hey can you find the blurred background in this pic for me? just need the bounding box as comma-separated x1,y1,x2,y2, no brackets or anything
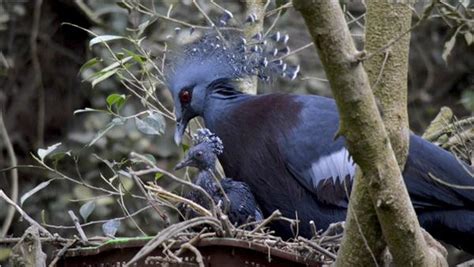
0,0,472,264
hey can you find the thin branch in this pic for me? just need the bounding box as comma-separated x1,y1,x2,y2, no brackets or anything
298,237,337,260
277,42,314,60
0,190,53,238
0,113,18,238
43,205,152,229
371,50,390,91
68,210,88,242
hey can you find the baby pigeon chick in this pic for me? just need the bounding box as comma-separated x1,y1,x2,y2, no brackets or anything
175,128,263,225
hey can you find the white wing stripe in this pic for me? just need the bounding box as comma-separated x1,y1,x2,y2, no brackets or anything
310,148,356,185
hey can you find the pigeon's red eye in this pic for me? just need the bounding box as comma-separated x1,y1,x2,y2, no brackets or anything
179,90,191,104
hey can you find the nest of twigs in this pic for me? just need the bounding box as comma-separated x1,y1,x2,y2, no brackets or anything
126,183,343,266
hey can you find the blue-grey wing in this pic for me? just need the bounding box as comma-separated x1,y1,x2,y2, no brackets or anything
282,96,355,208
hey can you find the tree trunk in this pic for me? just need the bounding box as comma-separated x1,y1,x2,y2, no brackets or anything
293,1,447,266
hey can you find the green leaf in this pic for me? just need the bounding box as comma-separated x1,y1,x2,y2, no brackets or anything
181,143,190,153
155,172,164,181
87,119,124,147
91,68,119,88
20,179,55,206
89,35,124,48
102,219,120,237
37,142,62,161
102,56,132,72
73,108,104,115
79,201,96,222
123,49,146,64
135,112,166,135
106,93,127,110
143,153,156,164
79,57,100,73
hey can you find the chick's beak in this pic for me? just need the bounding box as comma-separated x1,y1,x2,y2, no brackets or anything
174,157,193,171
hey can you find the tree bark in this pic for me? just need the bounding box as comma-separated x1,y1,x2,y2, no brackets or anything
365,1,411,167
293,1,447,266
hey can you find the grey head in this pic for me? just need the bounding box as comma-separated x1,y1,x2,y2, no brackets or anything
165,25,300,145
174,128,224,171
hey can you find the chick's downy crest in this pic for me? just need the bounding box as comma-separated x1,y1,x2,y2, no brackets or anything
174,128,224,171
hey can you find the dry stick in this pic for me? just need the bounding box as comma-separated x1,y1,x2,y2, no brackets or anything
424,117,474,142
174,228,207,257
48,239,77,267
145,184,212,217
0,113,18,238
192,0,226,44
277,42,314,60
128,168,170,226
0,236,72,244
371,50,390,91
264,9,282,37
265,1,292,17
44,205,151,229
67,210,88,242
181,243,205,267
298,237,337,260
125,216,221,267
250,210,282,234
0,190,53,238
130,152,217,216
117,184,147,236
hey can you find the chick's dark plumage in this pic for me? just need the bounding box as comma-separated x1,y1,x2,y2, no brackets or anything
175,129,263,225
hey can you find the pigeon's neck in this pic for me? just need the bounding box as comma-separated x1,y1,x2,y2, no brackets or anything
195,169,218,194
203,90,254,129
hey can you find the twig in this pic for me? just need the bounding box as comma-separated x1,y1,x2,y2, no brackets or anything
265,1,292,17
192,0,225,44
129,152,216,216
277,42,314,60
0,113,18,238
48,239,77,267
0,190,52,238
181,243,205,267
44,205,151,230
424,117,474,142
128,168,170,226
145,184,212,217
68,210,88,242
126,216,221,266
250,210,282,234
371,50,390,91
73,0,103,25
299,237,337,260
116,184,147,236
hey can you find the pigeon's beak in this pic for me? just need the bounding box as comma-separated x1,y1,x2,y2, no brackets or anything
174,118,188,145
174,156,193,171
